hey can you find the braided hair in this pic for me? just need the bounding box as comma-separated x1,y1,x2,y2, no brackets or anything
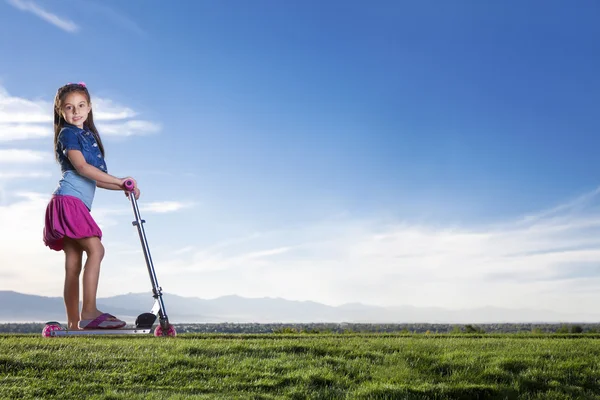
53,83,105,162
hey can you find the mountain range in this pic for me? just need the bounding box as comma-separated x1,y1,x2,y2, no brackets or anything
1,290,598,324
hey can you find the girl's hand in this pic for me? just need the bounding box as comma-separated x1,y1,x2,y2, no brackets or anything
125,186,140,200
121,177,140,200
120,177,137,189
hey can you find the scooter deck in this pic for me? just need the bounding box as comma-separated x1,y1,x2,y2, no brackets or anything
49,328,152,336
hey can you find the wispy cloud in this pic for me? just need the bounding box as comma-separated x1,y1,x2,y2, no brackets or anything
6,0,78,33
92,201,195,218
0,149,49,163
157,246,293,274
244,247,292,259
0,86,161,142
0,171,51,180
0,124,51,141
141,201,195,213
153,185,600,314
0,191,68,294
81,1,146,37
91,98,138,121
98,121,162,137
0,87,50,124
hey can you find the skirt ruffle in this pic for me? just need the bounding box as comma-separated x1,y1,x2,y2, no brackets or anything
43,195,102,251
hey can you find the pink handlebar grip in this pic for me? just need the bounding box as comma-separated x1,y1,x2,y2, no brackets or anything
124,179,135,191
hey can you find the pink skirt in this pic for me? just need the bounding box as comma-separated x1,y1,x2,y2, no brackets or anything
43,195,102,251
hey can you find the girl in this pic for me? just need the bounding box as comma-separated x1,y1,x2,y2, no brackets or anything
43,82,141,331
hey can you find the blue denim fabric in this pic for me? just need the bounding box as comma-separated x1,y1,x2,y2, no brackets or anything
52,123,108,210
55,123,107,174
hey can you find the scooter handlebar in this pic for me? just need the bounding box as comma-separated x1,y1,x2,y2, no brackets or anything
124,179,135,191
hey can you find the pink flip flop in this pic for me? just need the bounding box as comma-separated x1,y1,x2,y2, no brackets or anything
78,313,126,330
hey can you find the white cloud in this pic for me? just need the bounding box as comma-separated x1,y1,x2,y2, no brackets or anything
140,201,195,213
244,247,292,259
92,98,137,121
6,0,78,33
0,149,49,163
0,191,65,292
81,0,146,37
89,200,195,218
0,124,51,141
98,120,162,137
173,246,194,255
0,86,160,141
0,86,50,124
149,185,600,315
0,171,51,180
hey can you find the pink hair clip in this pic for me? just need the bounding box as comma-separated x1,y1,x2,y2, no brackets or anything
67,82,86,87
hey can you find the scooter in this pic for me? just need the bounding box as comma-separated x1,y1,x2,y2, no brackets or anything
42,179,176,337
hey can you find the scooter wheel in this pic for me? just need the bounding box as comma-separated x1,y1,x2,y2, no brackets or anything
42,323,62,337
154,324,177,337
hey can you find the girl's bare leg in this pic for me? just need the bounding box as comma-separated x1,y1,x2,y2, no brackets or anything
75,236,106,321
63,237,83,330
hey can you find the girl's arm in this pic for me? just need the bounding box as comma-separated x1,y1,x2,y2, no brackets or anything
67,149,134,188
97,179,141,199
96,181,122,190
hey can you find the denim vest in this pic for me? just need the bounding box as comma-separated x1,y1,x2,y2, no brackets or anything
53,123,108,210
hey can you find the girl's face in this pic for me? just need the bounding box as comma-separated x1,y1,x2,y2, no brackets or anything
61,91,91,129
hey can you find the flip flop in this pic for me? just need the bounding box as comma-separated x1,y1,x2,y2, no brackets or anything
78,313,126,330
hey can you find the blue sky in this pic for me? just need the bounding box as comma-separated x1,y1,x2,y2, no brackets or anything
1,0,600,319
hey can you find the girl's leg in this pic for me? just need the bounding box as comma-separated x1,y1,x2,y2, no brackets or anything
75,236,106,320
63,237,83,330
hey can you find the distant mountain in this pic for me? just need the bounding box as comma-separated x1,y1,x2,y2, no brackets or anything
1,290,598,324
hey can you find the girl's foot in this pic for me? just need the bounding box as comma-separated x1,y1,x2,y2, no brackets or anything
67,322,83,331
81,309,110,321
79,310,126,329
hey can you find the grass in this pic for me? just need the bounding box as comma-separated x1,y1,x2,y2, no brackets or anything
1,333,600,399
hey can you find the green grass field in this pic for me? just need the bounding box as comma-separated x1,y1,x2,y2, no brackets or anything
1,333,600,399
